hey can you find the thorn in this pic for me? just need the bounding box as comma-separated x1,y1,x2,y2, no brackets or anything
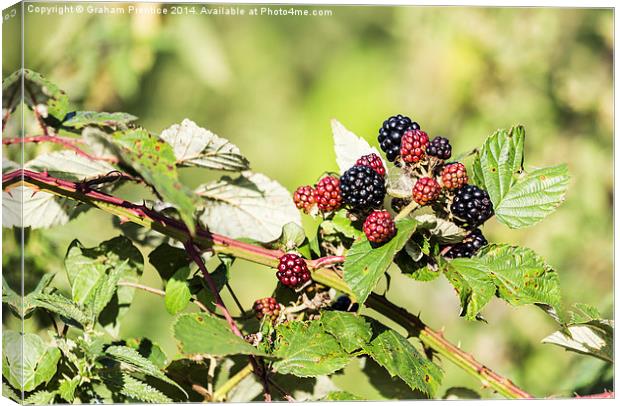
118,216,131,224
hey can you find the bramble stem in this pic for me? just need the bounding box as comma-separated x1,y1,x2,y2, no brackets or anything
212,363,254,402
394,200,419,221
117,281,214,314
3,169,533,399
2,135,119,163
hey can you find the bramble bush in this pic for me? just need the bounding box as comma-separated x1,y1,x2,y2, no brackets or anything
1,70,613,403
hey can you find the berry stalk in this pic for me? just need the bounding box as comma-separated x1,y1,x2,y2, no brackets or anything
2,168,533,399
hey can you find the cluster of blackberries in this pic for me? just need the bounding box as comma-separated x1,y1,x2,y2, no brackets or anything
293,152,396,247
377,114,493,257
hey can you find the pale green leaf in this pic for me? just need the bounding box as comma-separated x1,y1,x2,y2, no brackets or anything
24,390,57,405
160,118,249,171
196,172,301,242
2,331,61,392
58,376,80,402
63,111,137,129
332,119,385,175
442,258,496,320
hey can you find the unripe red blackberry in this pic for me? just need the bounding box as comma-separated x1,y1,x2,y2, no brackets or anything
293,185,316,214
412,177,441,206
400,129,429,164
276,253,311,288
441,163,468,190
378,114,420,162
253,297,281,322
451,185,494,229
363,210,396,244
314,175,342,212
426,136,452,160
443,229,488,258
355,153,386,177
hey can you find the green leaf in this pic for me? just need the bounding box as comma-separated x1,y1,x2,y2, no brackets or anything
473,126,525,203
478,244,563,315
2,331,61,392
394,251,440,282
111,128,199,234
323,210,363,239
104,346,186,396
30,292,91,328
494,164,570,228
364,325,442,397
441,244,564,320
148,243,189,281
3,69,71,120
174,313,267,356
442,258,496,320
125,338,168,369
320,311,372,353
277,222,307,249
196,172,301,242
160,119,250,171
272,320,351,377
103,371,172,403
24,390,57,405
62,111,137,129
165,267,192,315
473,126,569,228
2,381,21,402
58,376,80,402
323,391,363,400
344,218,417,303
64,236,143,332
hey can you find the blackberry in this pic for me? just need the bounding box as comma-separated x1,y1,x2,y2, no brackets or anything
441,162,468,190
340,165,386,211
412,177,441,206
356,153,386,177
400,129,429,164
330,295,359,312
378,114,420,162
451,185,494,229
293,185,316,214
391,197,408,212
363,210,396,244
253,297,282,321
426,136,452,160
314,175,342,212
443,229,488,258
276,253,311,288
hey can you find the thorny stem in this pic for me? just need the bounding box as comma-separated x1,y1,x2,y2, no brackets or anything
3,135,119,163
3,169,534,399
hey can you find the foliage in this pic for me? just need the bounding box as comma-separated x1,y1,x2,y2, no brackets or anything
0,66,611,404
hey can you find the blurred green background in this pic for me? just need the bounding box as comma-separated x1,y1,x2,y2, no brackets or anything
3,2,613,399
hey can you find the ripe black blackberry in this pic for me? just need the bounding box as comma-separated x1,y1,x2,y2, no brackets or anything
451,184,494,229
443,229,488,258
426,136,452,160
253,297,281,321
330,295,359,312
340,165,386,211
378,114,420,162
276,253,311,288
